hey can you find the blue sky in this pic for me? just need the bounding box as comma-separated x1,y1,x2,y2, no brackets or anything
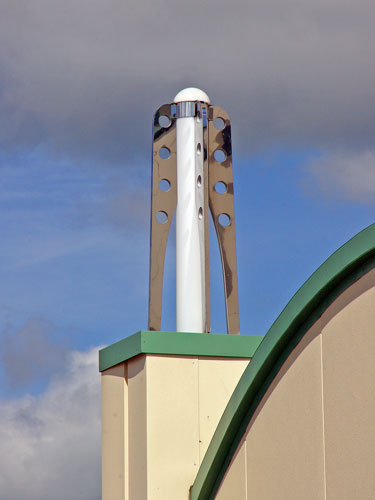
0,0,374,498
0,146,373,398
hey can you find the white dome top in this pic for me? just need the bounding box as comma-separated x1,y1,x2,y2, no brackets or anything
173,87,211,104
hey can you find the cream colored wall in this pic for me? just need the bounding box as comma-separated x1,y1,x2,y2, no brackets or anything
101,353,250,500
321,270,375,499
140,355,200,500
198,357,249,461
127,355,147,500
101,363,128,500
215,441,247,500
215,269,375,500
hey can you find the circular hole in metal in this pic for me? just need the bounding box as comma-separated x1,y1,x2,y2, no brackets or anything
159,147,171,160
198,207,203,220
156,211,168,224
159,179,171,192
214,117,225,130
196,142,202,154
214,149,226,162
218,213,231,227
197,175,202,187
158,115,171,128
214,181,227,194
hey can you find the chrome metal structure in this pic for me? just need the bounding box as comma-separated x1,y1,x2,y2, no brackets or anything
148,95,240,334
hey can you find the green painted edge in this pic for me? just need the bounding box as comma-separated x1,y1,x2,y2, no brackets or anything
99,331,264,372
190,223,375,500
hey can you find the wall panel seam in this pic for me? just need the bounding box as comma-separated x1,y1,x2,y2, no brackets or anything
197,357,202,465
244,439,248,500
320,330,328,500
124,362,129,500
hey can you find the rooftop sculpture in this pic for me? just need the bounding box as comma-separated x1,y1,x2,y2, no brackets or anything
148,88,240,334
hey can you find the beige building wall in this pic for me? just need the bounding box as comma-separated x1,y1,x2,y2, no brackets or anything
215,269,375,500
102,353,250,500
101,363,128,500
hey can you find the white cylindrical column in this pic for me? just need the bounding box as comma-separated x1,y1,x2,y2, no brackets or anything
174,88,210,333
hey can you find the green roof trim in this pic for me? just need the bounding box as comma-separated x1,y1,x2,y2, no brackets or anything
99,331,264,372
190,224,375,500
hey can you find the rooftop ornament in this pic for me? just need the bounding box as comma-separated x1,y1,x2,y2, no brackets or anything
148,88,240,334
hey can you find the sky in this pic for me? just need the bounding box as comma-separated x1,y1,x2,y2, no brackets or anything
0,0,374,498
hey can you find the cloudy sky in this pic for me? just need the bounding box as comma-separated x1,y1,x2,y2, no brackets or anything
0,0,374,498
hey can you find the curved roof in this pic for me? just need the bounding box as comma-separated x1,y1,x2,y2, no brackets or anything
190,224,375,500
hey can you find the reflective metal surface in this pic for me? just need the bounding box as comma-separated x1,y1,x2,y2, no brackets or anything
176,101,196,118
208,106,240,334
148,101,240,335
199,102,211,333
148,104,177,331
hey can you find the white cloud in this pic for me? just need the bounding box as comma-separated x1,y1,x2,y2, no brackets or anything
0,347,101,500
307,150,375,204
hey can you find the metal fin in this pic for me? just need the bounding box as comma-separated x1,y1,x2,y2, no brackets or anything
201,103,211,333
208,106,240,334
148,104,177,331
